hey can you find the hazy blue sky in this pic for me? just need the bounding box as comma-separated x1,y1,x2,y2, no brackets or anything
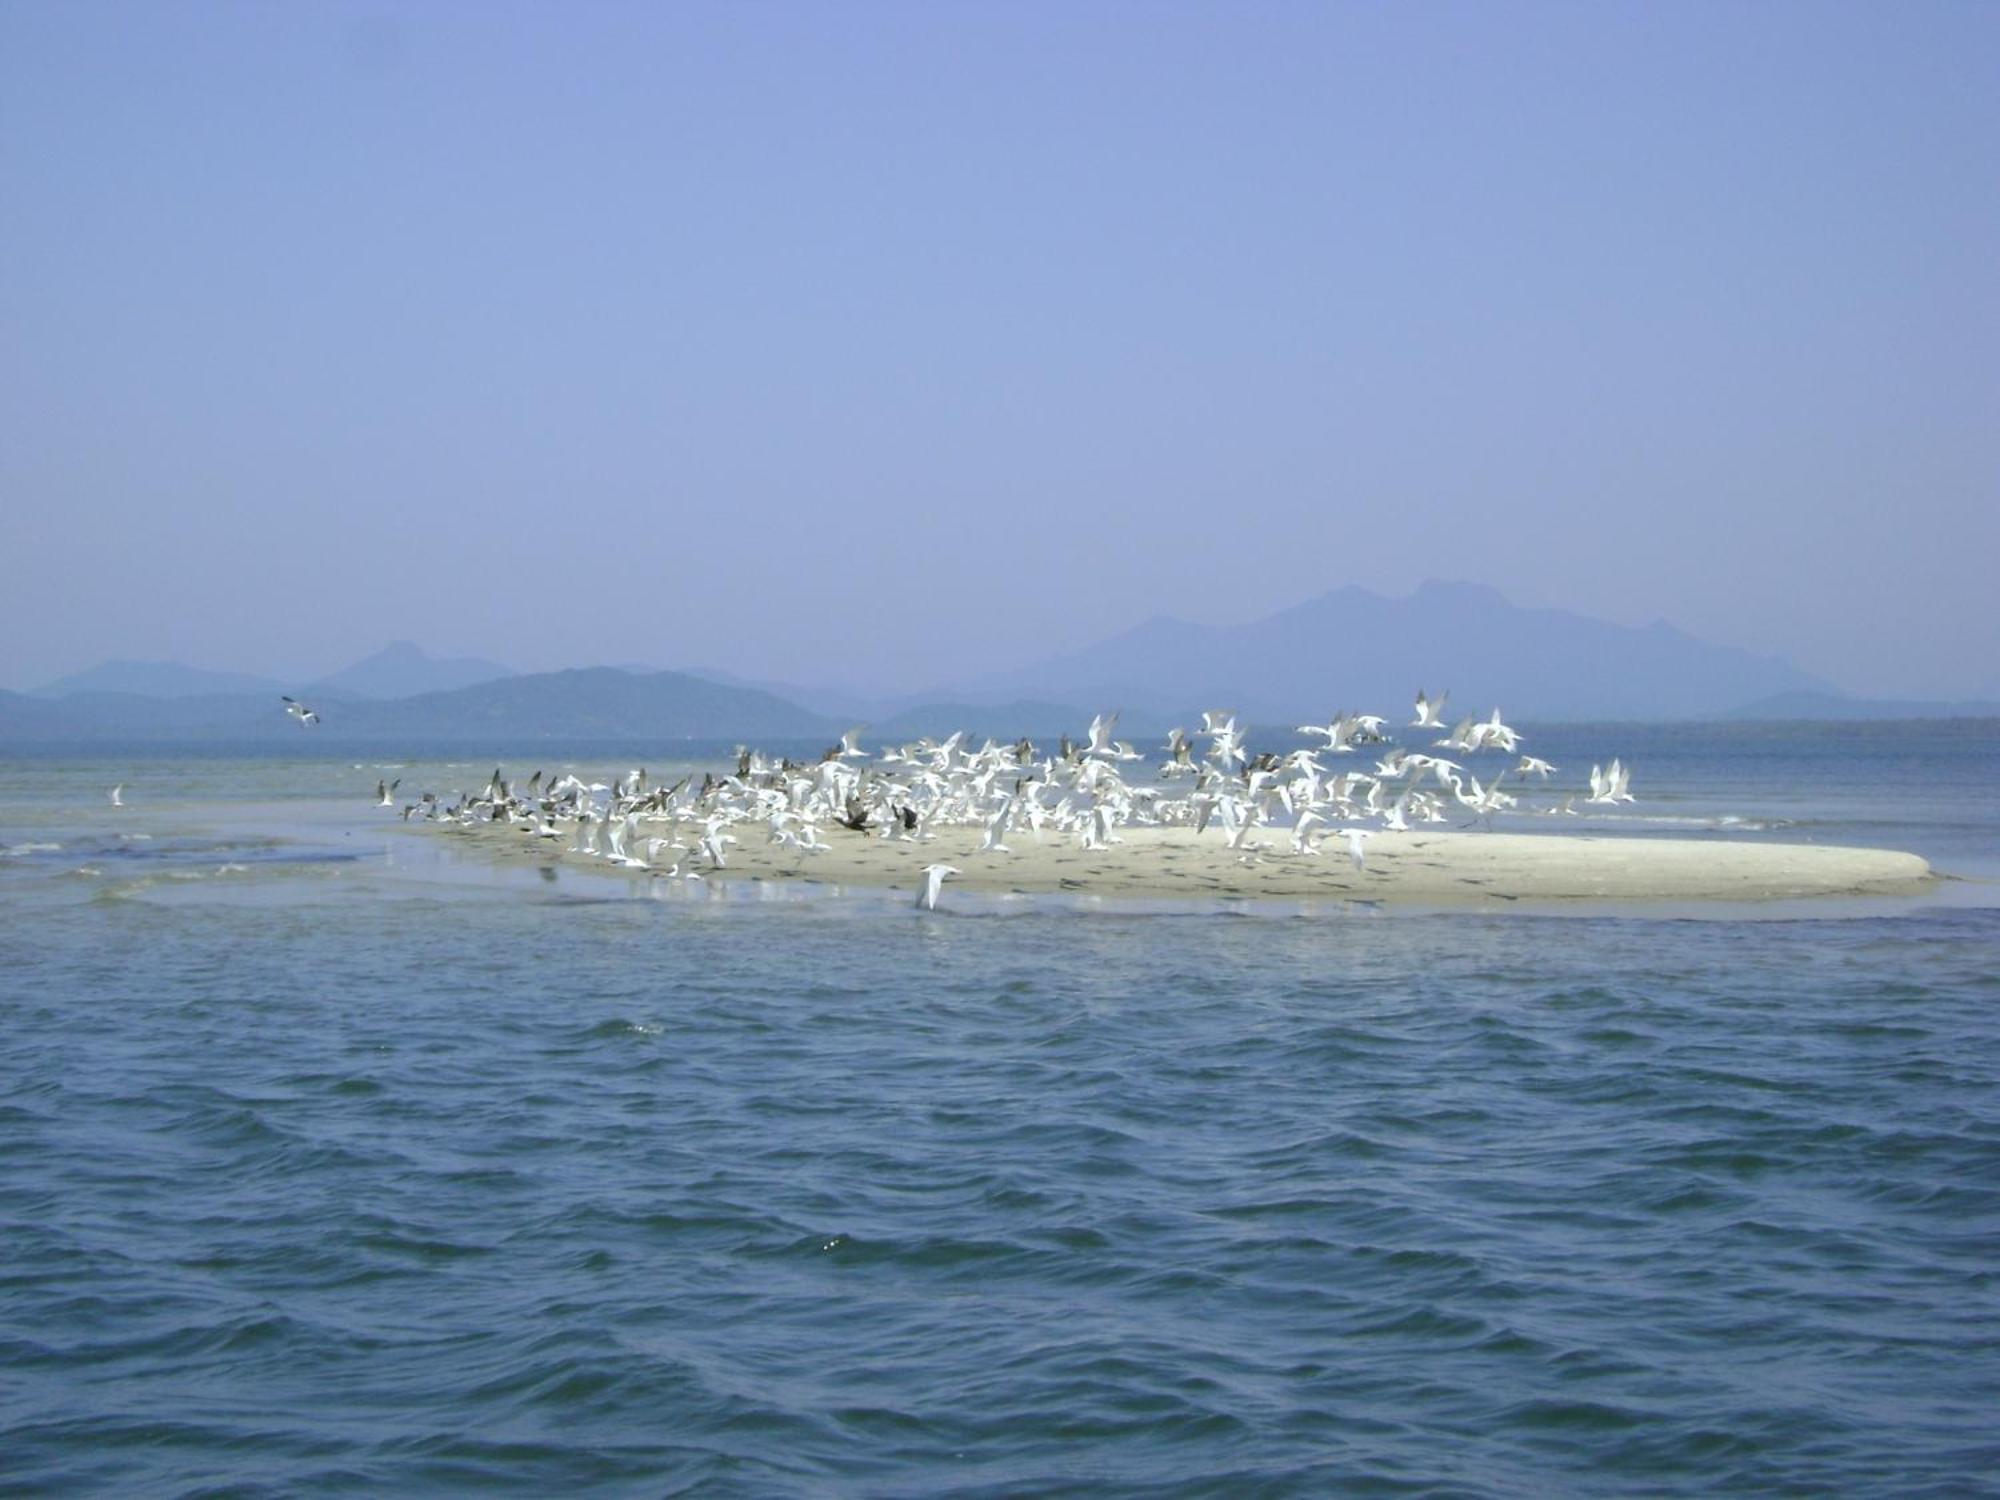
3,1,1994,697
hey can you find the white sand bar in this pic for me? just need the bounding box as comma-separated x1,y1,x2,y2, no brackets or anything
441,822,1934,904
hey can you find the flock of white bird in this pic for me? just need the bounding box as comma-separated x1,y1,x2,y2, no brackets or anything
385,690,1636,908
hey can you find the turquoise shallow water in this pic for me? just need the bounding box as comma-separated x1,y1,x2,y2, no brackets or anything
2,724,1997,1495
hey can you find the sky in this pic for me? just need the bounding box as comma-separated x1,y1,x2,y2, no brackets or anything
2,1,1995,699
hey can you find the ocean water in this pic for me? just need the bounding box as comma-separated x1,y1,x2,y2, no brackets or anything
2,722,1997,1496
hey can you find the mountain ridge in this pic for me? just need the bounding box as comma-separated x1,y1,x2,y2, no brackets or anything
927,579,1833,722
9,587,1991,742
31,660,289,700
0,669,836,742
303,641,516,700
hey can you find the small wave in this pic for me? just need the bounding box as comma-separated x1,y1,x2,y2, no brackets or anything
590,1019,662,1038
1569,811,1806,832
2,841,62,857
1599,813,1741,828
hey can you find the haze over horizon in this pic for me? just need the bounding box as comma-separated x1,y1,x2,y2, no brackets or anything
4,3,1994,699
3,576,1877,707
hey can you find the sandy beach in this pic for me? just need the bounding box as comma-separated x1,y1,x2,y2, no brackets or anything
435,819,1935,905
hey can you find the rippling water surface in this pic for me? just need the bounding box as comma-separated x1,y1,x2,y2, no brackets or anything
2,725,1997,1495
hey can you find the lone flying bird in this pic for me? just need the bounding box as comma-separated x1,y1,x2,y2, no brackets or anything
281,696,320,726
916,862,960,911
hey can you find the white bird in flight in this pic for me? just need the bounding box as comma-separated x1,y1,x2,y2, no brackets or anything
108,784,124,807
978,795,1014,854
1339,827,1374,871
1587,759,1636,805
281,696,320,726
916,862,960,910
389,690,1637,893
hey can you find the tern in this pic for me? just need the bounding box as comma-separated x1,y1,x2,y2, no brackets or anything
1587,759,1636,805
281,696,321,725
1084,712,1121,759
108,784,123,807
392,693,1637,887
1476,707,1522,753
1159,728,1196,777
1338,827,1374,870
977,795,1014,854
916,862,960,911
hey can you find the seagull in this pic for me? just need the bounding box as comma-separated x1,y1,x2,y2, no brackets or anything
108,784,123,807
1515,756,1556,779
375,778,400,807
1412,689,1448,728
281,695,320,725
916,862,960,911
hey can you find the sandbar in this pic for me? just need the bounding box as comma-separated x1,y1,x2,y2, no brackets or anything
432,821,1934,905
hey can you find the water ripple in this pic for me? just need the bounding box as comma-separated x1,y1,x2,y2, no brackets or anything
2,877,1997,1495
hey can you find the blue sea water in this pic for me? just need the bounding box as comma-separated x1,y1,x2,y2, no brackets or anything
2,722,1997,1496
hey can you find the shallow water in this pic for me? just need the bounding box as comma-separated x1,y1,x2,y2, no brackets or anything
2,724,1997,1495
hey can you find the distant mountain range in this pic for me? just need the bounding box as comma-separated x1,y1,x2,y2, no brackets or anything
323,668,831,740
31,641,517,703
926,580,1840,723
30,660,291,699
0,667,833,744
302,641,516,700
6,587,1994,743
